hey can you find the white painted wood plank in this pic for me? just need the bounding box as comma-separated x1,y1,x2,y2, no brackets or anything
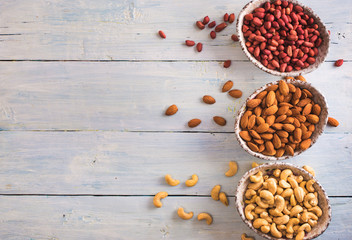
0,0,351,60
0,196,350,239
0,61,350,132
0,131,350,196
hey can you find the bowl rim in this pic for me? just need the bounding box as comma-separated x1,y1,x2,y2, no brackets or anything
235,162,332,240
234,79,328,161
236,0,330,77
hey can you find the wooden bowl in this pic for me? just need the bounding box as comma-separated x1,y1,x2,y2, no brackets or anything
234,79,328,160
235,162,331,240
236,0,330,77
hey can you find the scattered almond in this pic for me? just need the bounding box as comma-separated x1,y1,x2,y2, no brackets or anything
213,116,226,126
188,119,201,128
203,95,216,104
327,117,339,127
165,104,178,116
222,80,233,92
228,89,243,98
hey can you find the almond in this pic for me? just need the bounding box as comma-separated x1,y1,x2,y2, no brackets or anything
294,128,302,141
222,80,233,92
300,139,311,150
312,104,321,116
254,139,264,145
229,89,243,98
261,133,273,140
247,99,262,108
256,91,268,100
297,98,311,107
295,115,306,123
273,134,282,149
287,83,296,93
275,115,287,123
256,123,270,133
265,141,275,153
258,144,265,152
285,145,295,156
302,103,312,116
279,80,290,96
295,75,306,82
277,106,289,115
271,123,283,130
256,116,265,125
165,104,178,116
277,130,289,138
293,118,301,128
247,142,259,152
266,84,279,91
249,130,261,139
266,115,276,126
306,114,319,124
239,131,252,142
302,89,313,98
254,107,262,116
308,125,315,132
247,115,256,129
302,131,312,140
266,91,276,107
240,111,252,129
327,117,339,127
264,105,278,115
203,95,216,104
293,87,302,100
188,119,201,128
283,124,295,132
275,148,285,157
213,116,226,126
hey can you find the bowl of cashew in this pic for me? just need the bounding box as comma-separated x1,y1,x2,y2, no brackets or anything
235,162,331,240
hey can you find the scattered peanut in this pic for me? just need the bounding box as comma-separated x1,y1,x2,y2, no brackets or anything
225,161,238,177
177,207,194,220
153,191,168,208
165,174,180,186
185,174,199,187
197,212,213,225
243,168,322,239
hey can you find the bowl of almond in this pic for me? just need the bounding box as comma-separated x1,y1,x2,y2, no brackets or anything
234,79,328,160
235,162,331,240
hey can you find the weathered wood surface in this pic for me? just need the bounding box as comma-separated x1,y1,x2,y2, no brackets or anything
0,61,351,132
0,196,350,239
0,0,351,61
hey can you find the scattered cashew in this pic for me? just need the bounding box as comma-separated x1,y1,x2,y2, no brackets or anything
219,192,229,206
306,179,315,192
225,161,238,177
250,171,263,183
241,233,254,240
308,206,322,217
270,223,282,238
197,212,213,225
253,218,269,229
153,191,168,208
165,174,180,186
185,174,198,187
211,185,221,201
177,207,193,220
245,204,256,220
302,165,315,176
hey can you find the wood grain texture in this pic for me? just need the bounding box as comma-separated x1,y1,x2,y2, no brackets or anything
0,0,351,60
0,61,350,132
0,196,350,239
0,131,350,196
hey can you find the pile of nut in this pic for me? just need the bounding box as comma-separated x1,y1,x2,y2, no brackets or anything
242,0,323,72
239,79,321,157
244,168,322,240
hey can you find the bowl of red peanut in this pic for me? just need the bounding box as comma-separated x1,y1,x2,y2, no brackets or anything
236,0,330,76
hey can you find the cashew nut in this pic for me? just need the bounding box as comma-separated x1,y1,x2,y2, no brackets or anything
260,190,275,205
277,224,286,231
298,223,312,232
276,186,284,195
245,204,256,220
303,193,318,209
197,212,212,225
281,188,293,199
302,165,315,176
306,179,315,192
245,195,257,204
270,223,283,238
267,178,277,195
299,181,309,194
286,218,300,233
177,207,193,220
273,169,281,178
245,189,257,199
287,176,299,189
290,194,297,206
219,192,229,206
308,219,318,227
248,178,263,190
165,174,180,186
308,206,322,217
153,191,168,208
273,195,285,213
254,206,266,214
301,212,318,222
292,175,304,184
260,211,273,223
241,233,254,240
185,174,198,187
294,187,306,203
279,180,292,189
225,161,238,177
286,232,294,239
295,230,305,240
250,171,263,183
253,218,269,229
273,215,290,225
290,205,303,217
211,185,221,201
252,162,259,168
280,169,293,181
256,196,269,209
261,225,270,233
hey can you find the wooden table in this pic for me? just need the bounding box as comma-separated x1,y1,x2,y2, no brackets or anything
0,0,351,239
